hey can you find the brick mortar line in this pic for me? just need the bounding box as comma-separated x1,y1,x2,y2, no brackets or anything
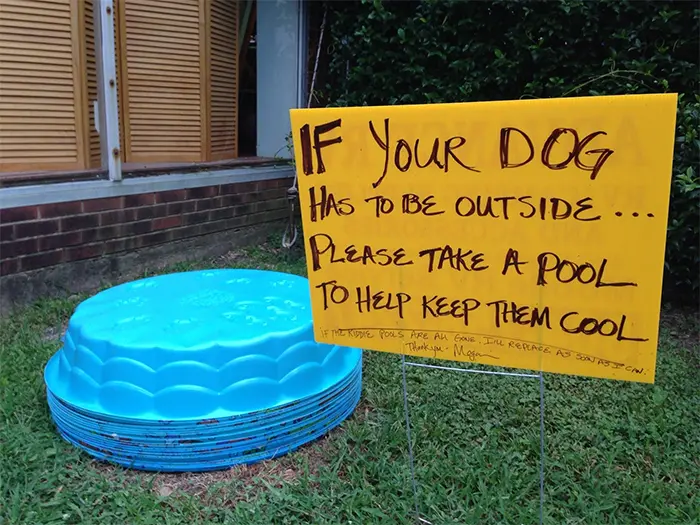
0,180,288,224
1,192,288,227
1,199,289,241
2,209,289,266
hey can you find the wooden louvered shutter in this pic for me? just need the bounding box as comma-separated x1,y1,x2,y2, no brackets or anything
0,0,89,172
120,0,205,163
85,0,100,168
209,0,239,160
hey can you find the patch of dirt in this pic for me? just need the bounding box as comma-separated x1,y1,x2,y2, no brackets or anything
660,308,700,366
42,321,68,342
92,425,344,507
353,399,373,423
661,306,699,335
215,249,245,266
214,243,305,270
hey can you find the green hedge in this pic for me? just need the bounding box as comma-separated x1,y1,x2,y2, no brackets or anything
322,0,699,304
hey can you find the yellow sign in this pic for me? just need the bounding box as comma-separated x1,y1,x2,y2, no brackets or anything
290,94,677,384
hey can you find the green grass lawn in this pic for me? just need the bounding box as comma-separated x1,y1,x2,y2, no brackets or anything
1,235,698,525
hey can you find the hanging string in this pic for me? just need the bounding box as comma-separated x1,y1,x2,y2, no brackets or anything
282,2,328,249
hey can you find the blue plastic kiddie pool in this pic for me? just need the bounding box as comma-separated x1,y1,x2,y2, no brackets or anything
44,269,362,472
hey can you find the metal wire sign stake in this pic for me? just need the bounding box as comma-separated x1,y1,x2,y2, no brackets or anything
400,357,546,525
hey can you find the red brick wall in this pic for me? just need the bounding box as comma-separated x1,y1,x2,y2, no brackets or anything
0,178,290,276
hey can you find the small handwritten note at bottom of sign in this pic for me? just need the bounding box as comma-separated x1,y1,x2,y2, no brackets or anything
290,94,678,384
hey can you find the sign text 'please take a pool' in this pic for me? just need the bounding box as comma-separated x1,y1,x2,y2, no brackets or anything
290,94,677,383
